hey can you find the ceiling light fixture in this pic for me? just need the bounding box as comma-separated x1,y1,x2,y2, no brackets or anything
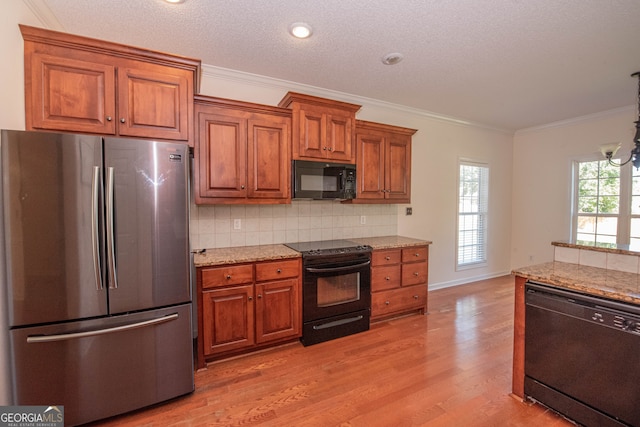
381,52,404,65
289,22,312,39
602,71,640,168
164,0,185,3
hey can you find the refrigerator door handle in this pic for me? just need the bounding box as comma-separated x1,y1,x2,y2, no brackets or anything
106,166,118,289
91,166,103,290
25,313,179,343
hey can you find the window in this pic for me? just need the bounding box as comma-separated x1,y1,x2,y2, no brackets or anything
572,158,640,248
457,161,489,269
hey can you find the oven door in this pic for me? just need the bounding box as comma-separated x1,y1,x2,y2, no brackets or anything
302,255,371,322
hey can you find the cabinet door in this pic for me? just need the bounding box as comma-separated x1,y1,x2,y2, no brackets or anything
196,110,247,199
385,135,411,202
255,279,300,344
202,285,255,356
356,132,386,200
325,113,353,162
297,108,325,159
247,115,290,200
118,65,190,140
27,53,116,134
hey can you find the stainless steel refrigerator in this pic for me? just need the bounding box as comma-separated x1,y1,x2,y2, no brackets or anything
0,130,194,426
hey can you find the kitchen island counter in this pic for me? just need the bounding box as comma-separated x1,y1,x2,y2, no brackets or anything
512,261,640,305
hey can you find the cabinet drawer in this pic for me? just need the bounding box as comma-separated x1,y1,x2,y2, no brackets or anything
371,284,428,318
372,249,401,266
255,259,299,282
402,246,428,263
402,261,428,286
201,264,253,289
371,265,401,291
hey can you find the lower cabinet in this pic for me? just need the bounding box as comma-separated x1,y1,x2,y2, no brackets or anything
197,258,301,368
370,246,429,320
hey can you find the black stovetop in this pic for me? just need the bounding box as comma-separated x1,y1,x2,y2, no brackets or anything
285,239,371,256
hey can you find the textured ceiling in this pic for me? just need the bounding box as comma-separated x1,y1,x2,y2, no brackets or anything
33,0,640,130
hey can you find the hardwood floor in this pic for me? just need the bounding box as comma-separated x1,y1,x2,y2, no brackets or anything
90,275,573,427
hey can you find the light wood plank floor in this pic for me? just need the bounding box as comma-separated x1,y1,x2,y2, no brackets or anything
90,275,573,427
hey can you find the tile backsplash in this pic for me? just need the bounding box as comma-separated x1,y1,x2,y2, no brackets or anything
554,246,640,274
189,201,398,250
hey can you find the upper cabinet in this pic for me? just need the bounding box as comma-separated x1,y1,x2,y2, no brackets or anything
194,95,291,204
20,25,201,144
278,92,361,163
354,120,417,204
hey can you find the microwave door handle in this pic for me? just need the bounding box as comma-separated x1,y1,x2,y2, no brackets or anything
306,260,371,273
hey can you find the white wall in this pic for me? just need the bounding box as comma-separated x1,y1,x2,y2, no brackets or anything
198,66,515,289
0,0,46,407
511,107,636,269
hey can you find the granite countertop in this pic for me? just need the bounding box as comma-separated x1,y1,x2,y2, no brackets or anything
193,235,431,267
193,244,300,267
351,235,432,250
512,261,640,305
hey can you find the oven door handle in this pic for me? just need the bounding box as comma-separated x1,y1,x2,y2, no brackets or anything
305,260,370,273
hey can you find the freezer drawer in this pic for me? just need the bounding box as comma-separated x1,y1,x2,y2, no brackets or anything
9,304,194,426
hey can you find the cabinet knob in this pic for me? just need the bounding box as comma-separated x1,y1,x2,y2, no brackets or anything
277,269,281,273
385,256,391,260
414,272,419,276
248,296,253,301
257,294,262,299
385,276,390,281
385,301,390,305
414,253,420,257
106,116,112,122
120,118,126,123
413,295,419,300
323,147,327,151
328,147,333,151
226,274,231,279
241,185,245,189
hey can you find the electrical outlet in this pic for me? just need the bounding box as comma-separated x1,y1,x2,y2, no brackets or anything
233,219,241,230
406,207,413,215
360,215,366,225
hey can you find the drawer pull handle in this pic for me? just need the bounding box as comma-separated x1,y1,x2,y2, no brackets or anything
277,269,282,273
413,295,419,299
414,253,420,257
385,256,391,260
385,276,390,281
414,272,419,276
385,301,390,305
226,274,232,279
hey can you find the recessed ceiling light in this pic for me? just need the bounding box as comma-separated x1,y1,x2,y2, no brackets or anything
289,22,313,39
381,52,404,65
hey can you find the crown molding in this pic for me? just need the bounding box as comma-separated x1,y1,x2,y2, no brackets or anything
201,64,512,134
23,0,65,31
515,105,636,135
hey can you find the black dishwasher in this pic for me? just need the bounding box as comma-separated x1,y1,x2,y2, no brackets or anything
525,281,640,427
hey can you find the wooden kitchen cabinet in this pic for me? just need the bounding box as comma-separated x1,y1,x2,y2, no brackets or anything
354,120,417,203
197,257,301,367
370,245,429,320
278,92,361,163
21,25,200,143
194,95,291,204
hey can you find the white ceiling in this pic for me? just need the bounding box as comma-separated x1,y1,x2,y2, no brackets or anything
33,0,640,131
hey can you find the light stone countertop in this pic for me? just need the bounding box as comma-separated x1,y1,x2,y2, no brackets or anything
350,235,431,249
512,261,640,305
193,235,431,268
193,244,300,267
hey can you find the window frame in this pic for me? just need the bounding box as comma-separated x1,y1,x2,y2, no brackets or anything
456,159,489,270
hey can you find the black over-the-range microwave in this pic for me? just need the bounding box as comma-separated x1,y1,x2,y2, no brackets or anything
292,160,356,200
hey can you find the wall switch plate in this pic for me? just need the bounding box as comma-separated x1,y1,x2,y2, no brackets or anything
406,207,413,215
360,215,366,225
233,219,241,230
